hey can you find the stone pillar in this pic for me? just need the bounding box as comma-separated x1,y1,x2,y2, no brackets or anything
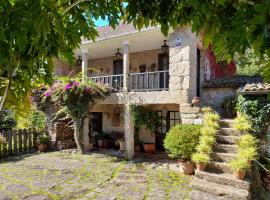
81,48,88,82
123,41,135,160
83,116,90,152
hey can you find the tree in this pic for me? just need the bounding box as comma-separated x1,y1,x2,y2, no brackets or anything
125,0,270,80
0,0,122,115
235,49,267,76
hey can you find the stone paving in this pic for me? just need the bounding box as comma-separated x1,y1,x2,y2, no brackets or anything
0,150,191,200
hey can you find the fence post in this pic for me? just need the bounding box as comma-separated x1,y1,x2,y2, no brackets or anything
18,130,23,153
2,130,7,156
8,130,13,155
28,129,32,150
23,129,28,152
33,129,37,150
13,130,17,155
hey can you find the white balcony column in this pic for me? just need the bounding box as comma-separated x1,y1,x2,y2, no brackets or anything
123,41,135,160
81,48,88,82
123,41,130,92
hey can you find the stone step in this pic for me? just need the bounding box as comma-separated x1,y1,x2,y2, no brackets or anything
207,161,231,173
220,119,234,128
195,170,251,190
189,190,231,200
219,127,236,136
216,135,238,144
214,144,238,153
211,152,236,162
191,177,251,200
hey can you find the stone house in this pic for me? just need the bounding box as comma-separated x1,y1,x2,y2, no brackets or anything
53,23,248,159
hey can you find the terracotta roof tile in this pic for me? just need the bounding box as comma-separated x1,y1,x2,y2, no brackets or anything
242,83,270,92
202,75,263,88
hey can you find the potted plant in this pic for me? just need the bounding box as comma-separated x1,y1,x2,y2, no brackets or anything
139,64,146,73
143,142,155,153
229,158,249,180
164,124,201,175
238,147,257,167
36,133,49,152
196,143,212,154
192,152,210,171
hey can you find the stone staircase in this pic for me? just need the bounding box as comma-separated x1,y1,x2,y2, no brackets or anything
190,119,252,200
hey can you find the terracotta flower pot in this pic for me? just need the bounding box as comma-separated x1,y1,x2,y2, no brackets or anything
103,140,110,148
85,143,94,152
178,160,194,175
119,141,125,151
143,143,155,153
234,170,246,180
196,163,207,171
38,144,47,152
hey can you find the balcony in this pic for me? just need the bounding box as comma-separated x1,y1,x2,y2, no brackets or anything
89,70,169,92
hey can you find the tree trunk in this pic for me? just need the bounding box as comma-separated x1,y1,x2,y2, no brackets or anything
74,117,85,154
0,77,11,112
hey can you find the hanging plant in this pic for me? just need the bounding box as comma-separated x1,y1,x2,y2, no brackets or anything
44,78,111,154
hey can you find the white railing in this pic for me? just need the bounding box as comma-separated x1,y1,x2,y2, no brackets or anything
129,70,169,91
89,74,123,91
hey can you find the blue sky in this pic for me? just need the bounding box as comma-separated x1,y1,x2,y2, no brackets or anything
94,17,109,27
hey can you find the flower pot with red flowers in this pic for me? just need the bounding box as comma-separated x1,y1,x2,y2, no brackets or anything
164,124,201,175
36,133,49,152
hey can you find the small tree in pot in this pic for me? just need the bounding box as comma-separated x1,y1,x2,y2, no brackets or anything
164,124,201,175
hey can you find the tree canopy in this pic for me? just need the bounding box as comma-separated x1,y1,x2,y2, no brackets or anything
125,0,270,79
0,0,122,116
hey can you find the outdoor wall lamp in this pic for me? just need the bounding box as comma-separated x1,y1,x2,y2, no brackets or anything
161,40,169,53
115,48,122,60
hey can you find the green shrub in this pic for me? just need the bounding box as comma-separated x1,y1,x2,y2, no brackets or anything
204,112,220,123
229,158,249,171
201,106,213,114
36,134,49,145
192,152,210,164
237,134,258,149
164,124,201,161
201,126,218,136
233,114,252,135
0,110,17,130
196,143,212,154
17,109,46,131
238,147,257,161
200,135,216,146
222,95,237,118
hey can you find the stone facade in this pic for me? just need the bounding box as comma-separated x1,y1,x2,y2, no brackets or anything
52,26,205,158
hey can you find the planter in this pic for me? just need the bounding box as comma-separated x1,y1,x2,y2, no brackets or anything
38,144,47,152
119,141,125,151
143,143,155,153
196,163,207,171
178,160,194,175
85,143,94,152
103,139,110,148
139,64,146,73
234,170,246,180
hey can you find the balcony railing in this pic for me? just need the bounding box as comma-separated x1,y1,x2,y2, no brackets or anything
89,70,169,92
90,74,123,91
129,70,169,91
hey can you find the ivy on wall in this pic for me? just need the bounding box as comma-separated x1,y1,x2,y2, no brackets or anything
129,104,163,142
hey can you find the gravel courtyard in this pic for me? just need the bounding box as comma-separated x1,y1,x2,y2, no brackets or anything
0,151,191,200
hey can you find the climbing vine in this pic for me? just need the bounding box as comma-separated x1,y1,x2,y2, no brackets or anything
129,104,163,141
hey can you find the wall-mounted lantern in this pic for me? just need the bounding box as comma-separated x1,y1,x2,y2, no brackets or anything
77,55,82,66
161,40,169,53
115,48,122,60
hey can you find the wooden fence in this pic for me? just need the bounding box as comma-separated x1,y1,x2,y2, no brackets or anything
0,129,39,158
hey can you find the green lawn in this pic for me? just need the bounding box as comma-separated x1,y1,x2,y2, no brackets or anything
0,151,191,200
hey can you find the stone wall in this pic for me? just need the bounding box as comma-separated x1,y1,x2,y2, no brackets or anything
201,87,237,114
